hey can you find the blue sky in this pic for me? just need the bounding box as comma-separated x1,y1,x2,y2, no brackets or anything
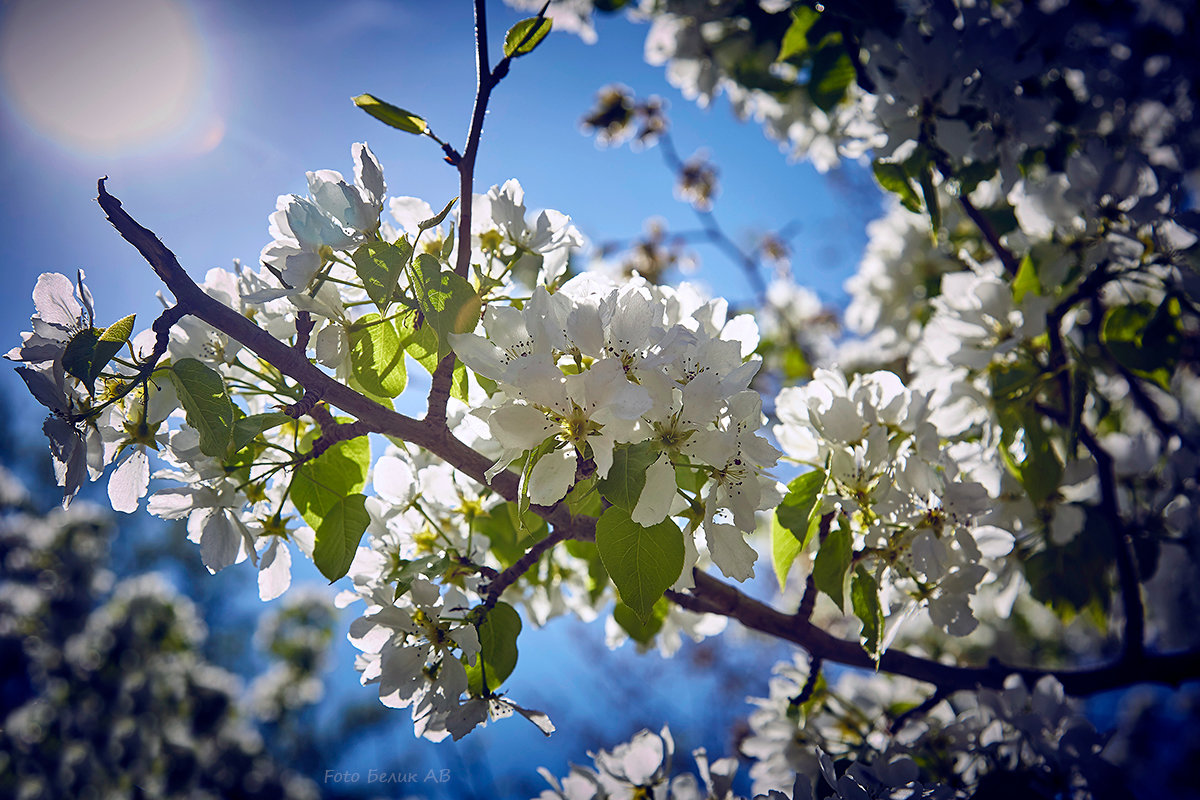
0,0,877,792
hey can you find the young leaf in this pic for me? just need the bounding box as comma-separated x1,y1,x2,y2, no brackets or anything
391,554,451,600
1012,254,1040,304
872,161,922,213
776,6,819,64
466,602,522,694
61,328,100,389
806,37,855,112
1013,410,1063,505
420,197,457,230
168,358,234,457
503,16,552,59
230,412,291,455
851,566,883,663
475,501,548,568
450,359,470,402
352,94,428,134
290,435,370,530
410,253,482,361
353,239,412,312
772,470,825,588
1101,300,1181,390
313,493,370,582
771,515,804,590
776,469,824,544
919,165,941,238
348,313,407,398
595,506,684,623
90,313,136,383
595,440,660,510
813,523,852,611
397,309,439,375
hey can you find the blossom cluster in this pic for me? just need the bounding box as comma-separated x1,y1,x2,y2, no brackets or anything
451,271,782,582
775,369,1014,638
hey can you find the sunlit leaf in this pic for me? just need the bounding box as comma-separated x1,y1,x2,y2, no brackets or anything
595,506,684,623
168,358,233,457
352,94,427,134
313,493,369,582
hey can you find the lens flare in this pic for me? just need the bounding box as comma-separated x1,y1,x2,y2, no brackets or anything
0,0,216,156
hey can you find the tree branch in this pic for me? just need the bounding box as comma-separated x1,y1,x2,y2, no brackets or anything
677,569,1192,696
97,179,1193,707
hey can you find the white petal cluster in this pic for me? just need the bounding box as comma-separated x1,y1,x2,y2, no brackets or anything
452,273,781,580
260,143,385,292
473,178,586,287
775,369,1013,637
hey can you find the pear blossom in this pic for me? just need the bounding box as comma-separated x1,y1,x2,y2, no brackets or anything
472,179,585,286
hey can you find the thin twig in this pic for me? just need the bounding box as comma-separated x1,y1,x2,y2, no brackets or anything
657,131,768,298
482,525,574,609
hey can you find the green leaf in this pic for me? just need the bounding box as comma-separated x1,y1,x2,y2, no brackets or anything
391,554,450,600
352,94,427,134
595,506,684,623
1101,300,1182,390
168,358,234,457
410,253,482,361
450,359,470,402
1012,254,1040,304
230,412,291,454
475,501,548,568
503,16,552,59
1025,508,1115,617
813,522,852,611
776,6,819,64
397,309,439,374
466,601,522,694
613,598,668,645
313,493,370,582
776,470,824,540
781,345,812,381
91,313,136,383
772,470,825,589
919,166,941,238
290,435,370,529
61,328,100,389
851,566,883,662
348,313,407,398
771,515,804,590
999,408,1063,506
565,476,603,518
420,197,457,231
872,161,922,214
595,440,660,511
954,160,999,196
353,239,412,312
566,537,610,602
989,359,1043,404
807,37,855,112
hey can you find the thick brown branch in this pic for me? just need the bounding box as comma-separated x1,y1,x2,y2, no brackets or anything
677,569,1194,696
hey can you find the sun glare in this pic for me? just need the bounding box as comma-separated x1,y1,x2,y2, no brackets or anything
0,0,219,156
